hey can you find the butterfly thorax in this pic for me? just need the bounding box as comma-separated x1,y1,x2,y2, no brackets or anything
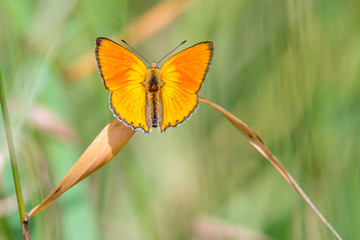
143,64,164,129
142,64,163,89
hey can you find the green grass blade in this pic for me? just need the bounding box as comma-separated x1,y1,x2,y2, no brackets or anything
0,68,30,239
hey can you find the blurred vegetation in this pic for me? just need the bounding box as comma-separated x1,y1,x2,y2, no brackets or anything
0,0,359,239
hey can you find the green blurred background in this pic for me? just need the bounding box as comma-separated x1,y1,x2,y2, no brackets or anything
0,0,359,239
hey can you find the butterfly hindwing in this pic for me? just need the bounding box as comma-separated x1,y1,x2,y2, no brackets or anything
160,41,214,131
95,37,150,132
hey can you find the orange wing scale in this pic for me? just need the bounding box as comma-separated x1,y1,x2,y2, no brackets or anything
160,42,214,131
95,37,149,132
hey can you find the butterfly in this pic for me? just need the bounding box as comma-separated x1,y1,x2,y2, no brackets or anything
95,37,214,133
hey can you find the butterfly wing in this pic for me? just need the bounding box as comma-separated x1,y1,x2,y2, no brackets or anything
160,41,214,132
95,37,150,133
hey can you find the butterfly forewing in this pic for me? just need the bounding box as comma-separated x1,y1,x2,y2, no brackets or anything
160,41,214,131
95,37,150,132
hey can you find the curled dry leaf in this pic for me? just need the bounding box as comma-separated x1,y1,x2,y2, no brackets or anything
65,0,193,82
199,97,342,240
26,119,135,220
26,96,342,240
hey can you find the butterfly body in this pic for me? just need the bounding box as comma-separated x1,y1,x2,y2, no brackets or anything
143,63,164,129
95,37,214,134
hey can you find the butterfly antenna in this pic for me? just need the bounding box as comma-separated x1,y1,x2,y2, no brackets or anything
121,39,151,66
157,40,187,65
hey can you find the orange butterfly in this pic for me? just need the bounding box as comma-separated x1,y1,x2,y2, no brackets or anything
95,37,214,133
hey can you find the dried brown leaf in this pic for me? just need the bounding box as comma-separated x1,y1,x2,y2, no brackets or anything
199,97,342,240
26,119,135,220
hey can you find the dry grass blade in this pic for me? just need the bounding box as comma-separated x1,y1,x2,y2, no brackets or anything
65,0,192,82
199,97,342,240
26,119,135,220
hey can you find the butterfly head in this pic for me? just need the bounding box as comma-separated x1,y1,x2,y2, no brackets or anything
149,62,160,70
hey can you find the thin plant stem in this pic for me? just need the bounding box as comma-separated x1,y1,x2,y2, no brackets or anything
0,69,30,240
